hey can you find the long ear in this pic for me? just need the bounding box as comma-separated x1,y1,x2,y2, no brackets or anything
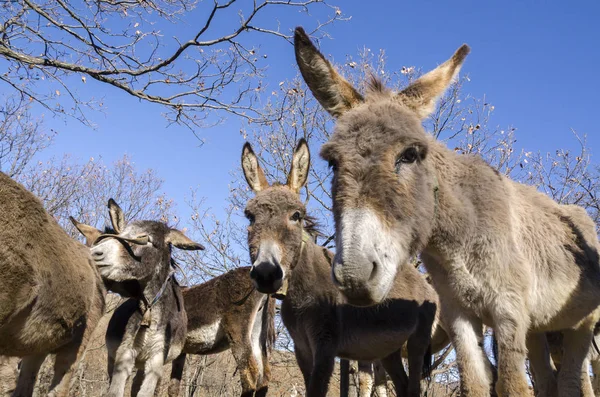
287,138,310,193
166,229,205,251
107,198,126,233
397,44,470,119
69,216,101,247
241,142,269,193
294,27,363,117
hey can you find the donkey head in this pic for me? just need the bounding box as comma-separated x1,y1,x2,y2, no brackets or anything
242,139,310,294
295,27,469,306
71,199,203,296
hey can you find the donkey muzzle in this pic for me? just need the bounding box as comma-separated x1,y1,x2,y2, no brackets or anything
250,262,284,294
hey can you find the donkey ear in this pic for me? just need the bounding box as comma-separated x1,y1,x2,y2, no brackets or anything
397,44,470,120
241,142,269,193
294,27,363,118
166,229,205,251
107,198,126,233
69,216,101,247
287,138,310,193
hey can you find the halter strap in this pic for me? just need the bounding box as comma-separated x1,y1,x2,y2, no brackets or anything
272,229,313,300
94,233,149,246
432,174,440,219
140,270,174,327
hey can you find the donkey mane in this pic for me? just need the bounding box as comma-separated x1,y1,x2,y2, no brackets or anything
304,214,323,239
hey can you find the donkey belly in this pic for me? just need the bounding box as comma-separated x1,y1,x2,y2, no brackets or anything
183,320,229,355
336,307,415,361
337,328,410,361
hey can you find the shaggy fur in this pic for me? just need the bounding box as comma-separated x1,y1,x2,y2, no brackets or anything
294,26,600,397
0,171,106,397
242,139,441,397
168,267,276,397
72,200,203,397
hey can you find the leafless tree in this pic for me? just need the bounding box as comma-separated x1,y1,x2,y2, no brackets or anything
0,93,173,238
0,0,345,132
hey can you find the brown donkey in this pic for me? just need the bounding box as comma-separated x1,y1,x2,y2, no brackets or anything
0,171,106,397
242,139,440,397
167,267,276,397
294,27,600,397
71,199,204,397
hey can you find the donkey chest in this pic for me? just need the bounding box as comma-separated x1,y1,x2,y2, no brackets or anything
132,327,176,364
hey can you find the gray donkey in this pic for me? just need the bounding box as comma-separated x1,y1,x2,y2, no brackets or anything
71,199,204,397
242,139,441,397
0,171,106,397
294,27,600,397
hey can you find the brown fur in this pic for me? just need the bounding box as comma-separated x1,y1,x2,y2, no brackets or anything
294,26,600,397
0,171,106,397
242,139,439,397
167,267,276,397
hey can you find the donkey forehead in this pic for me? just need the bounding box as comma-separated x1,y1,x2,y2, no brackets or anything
122,221,167,238
246,187,304,215
321,100,426,159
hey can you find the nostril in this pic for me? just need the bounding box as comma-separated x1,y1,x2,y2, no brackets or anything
368,261,378,281
92,251,104,260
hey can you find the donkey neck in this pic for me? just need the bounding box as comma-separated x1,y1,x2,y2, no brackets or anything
140,255,174,305
287,237,338,304
425,138,505,256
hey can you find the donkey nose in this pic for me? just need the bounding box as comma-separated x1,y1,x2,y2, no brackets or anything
250,262,283,294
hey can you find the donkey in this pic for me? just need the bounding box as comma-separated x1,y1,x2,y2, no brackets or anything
0,171,106,397
242,139,440,397
71,199,204,397
294,27,600,397
167,266,276,397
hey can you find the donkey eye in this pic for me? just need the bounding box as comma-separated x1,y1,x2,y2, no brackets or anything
290,211,302,222
396,147,419,167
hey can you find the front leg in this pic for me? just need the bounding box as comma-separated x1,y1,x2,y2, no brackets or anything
527,332,557,397
559,317,597,397
448,308,493,396
135,354,165,397
306,348,336,397
107,345,136,397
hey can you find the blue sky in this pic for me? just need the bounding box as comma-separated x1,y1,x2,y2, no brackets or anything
33,0,600,225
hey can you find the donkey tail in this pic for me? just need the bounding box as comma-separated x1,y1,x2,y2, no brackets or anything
422,344,433,380
260,295,277,356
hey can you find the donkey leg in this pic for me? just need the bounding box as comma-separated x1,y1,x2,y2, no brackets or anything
306,350,335,397
12,354,46,397
581,357,595,397
380,351,408,395
255,349,271,397
447,310,493,396
493,305,530,397
131,369,145,397
592,354,600,396
406,336,429,397
526,332,557,397
231,344,260,397
294,346,313,391
167,353,186,397
357,361,374,397
373,360,388,397
136,353,165,397
559,322,596,397
106,347,136,397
